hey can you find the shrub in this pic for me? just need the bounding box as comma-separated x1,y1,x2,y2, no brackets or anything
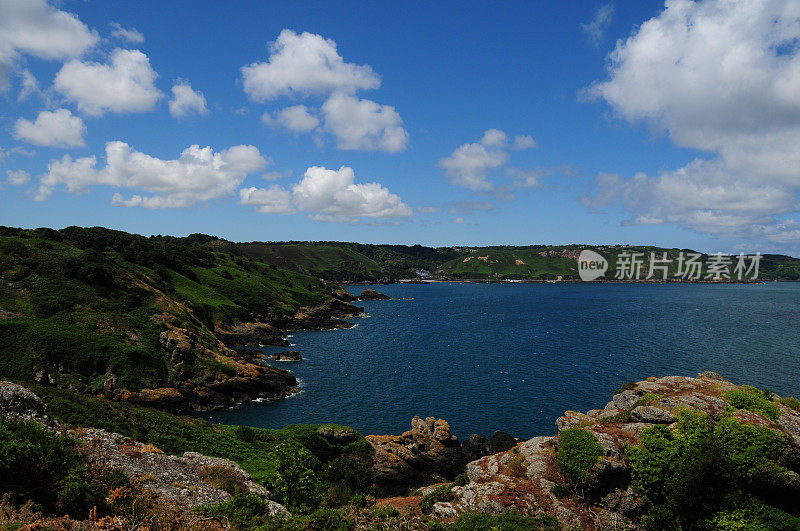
556,428,604,484
779,396,800,412
549,482,570,498
725,386,780,419
613,381,638,395
0,419,106,517
628,410,792,529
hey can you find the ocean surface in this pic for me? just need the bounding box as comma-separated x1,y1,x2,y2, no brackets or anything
203,282,800,440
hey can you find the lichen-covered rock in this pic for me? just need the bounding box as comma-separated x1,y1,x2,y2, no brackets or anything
0,381,51,423
78,428,288,515
630,405,677,424
368,417,464,496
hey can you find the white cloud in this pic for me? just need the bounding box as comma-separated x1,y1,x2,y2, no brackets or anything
54,48,162,116
321,93,408,152
168,80,209,118
241,165,411,222
14,108,86,147
582,4,614,47
439,128,537,191
17,69,44,101
109,22,144,44
239,185,295,214
241,29,380,101
0,0,98,91
6,169,29,185
418,206,438,213
586,0,800,246
37,141,267,207
263,105,319,133
452,217,465,224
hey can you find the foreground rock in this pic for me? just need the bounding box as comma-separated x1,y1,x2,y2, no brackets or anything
0,381,52,424
79,428,288,514
368,417,465,496
424,373,800,529
359,288,392,300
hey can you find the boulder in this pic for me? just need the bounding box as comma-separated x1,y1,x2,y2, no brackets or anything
0,381,51,423
462,434,489,463
487,430,520,454
359,288,392,300
367,416,464,496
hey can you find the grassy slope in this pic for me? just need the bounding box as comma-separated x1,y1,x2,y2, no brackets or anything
0,226,333,394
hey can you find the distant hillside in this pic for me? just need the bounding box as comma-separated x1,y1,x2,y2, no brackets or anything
235,242,800,282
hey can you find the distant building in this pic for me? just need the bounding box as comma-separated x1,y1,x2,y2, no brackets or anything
416,269,430,279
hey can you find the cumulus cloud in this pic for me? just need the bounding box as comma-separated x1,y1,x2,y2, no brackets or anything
585,0,800,246
263,105,319,133
240,165,411,222
241,29,380,101
109,22,144,44
321,94,408,152
6,169,30,185
242,29,408,152
239,185,295,214
582,4,614,47
168,80,209,118
0,0,98,91
438,129,535,191
36,141,268,207
54,48,162,116
14,108,86,147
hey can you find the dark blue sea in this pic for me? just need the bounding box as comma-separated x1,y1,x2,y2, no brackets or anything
204,282,800,440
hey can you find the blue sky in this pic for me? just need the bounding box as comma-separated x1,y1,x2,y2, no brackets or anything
1,1,799,255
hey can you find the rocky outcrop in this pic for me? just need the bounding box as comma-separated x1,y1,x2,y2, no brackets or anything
367,417,465,496
272,298,365,331
115,360,299,413
418,373,800,529
331,288,356,301
359,289,391,300
215,321,288,348
271,350,302,361
461,431,521,463
79,428,288,515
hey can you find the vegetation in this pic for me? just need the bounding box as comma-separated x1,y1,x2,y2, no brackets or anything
0,226,334,395
0,418,128,518
556,428,604,484
627,410,797,529
34,388,374,513
725,386,780,419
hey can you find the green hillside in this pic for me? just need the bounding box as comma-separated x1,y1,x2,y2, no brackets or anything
0,226,334,399
233,241,800,282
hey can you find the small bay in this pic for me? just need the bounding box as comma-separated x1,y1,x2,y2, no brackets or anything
204,282,800,440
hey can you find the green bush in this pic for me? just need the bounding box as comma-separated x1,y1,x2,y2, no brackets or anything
0,418,111,517
779,396,800,412
725,386,780,419
556,428,604,484
549,482,570,498
628,410,792,529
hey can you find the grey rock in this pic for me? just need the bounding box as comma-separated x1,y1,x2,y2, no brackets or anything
433,501,459,518
630,405,677,424
0,381,51,423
